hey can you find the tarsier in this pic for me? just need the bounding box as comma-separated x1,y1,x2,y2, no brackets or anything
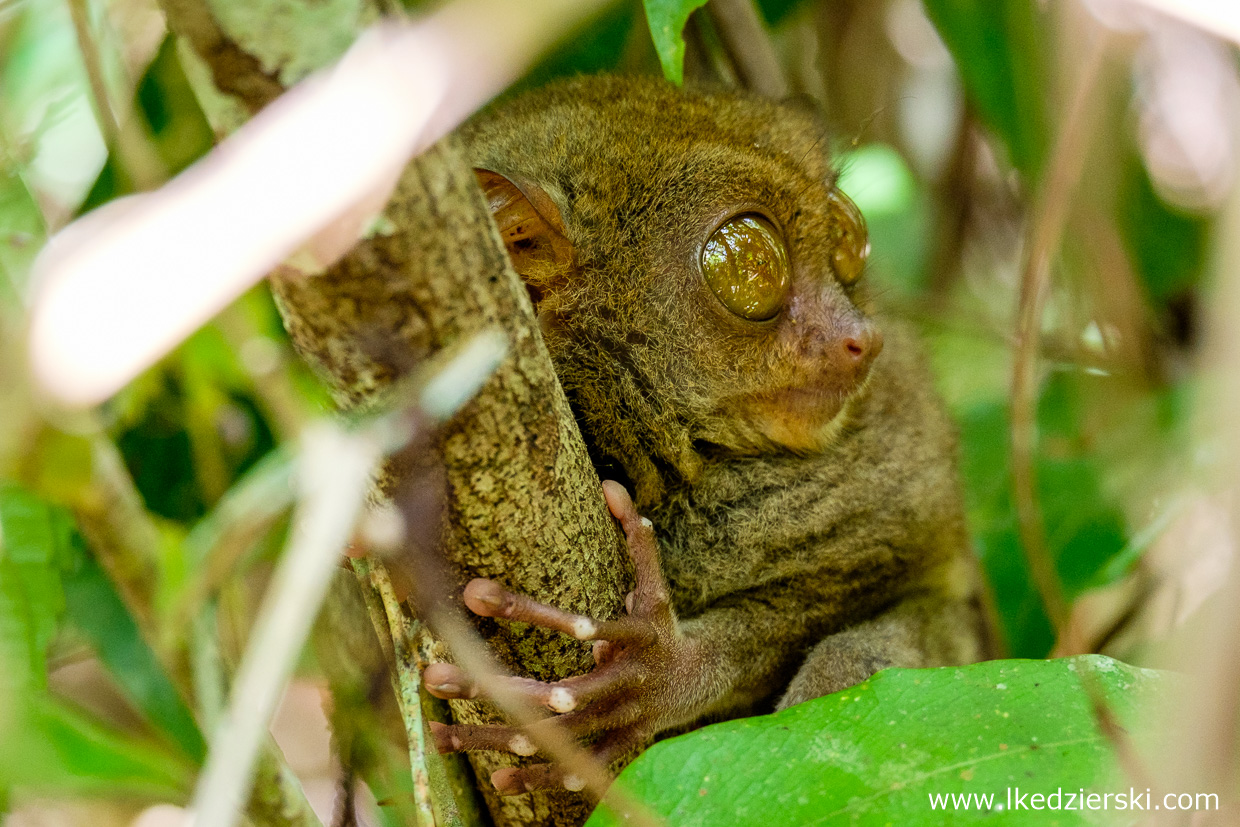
421,75,995,795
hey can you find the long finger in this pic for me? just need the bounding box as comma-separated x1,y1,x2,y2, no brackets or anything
430,702,640,756
463,578,655,646
429,722,538,756
602,481,667,611
423,660,638,714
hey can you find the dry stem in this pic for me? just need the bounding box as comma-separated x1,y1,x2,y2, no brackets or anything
705,0,789,98
1011,29,1111,642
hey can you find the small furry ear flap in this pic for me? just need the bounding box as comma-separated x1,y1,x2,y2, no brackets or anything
474,169,574,290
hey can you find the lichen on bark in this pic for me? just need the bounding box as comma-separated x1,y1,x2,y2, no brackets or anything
270,135,633,826
165,0,635,820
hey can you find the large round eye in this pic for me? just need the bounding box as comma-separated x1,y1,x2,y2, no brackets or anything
827,190,869,286
700,214,791,321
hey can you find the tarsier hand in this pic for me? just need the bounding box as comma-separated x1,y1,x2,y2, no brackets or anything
424,481,706,795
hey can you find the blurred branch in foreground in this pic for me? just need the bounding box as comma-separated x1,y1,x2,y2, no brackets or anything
1161,124,1240,821
26,0,612,408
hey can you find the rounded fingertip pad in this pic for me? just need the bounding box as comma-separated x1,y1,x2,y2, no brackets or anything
491,767,527,796
601,480,634,521
548,686,576,713
463,578,508,617
423,663,468,698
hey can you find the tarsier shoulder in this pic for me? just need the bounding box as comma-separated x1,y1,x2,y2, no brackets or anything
425,76,992,795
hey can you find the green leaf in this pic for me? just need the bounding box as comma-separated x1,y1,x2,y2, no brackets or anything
643,0,710,85
587,657,1167,826
81,35,215,213
957,375,1129,657
0,692,193,800
0,484,204,761
61,550,206,761
922,0,1050,180
0,165,47,302
0,484,73,688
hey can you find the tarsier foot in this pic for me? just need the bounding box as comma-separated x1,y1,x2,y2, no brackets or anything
424,480,704,795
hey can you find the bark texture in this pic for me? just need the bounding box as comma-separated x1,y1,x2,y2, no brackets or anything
270,137,632,826
159,0,632,817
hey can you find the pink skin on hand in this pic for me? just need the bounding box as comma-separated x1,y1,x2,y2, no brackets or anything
423,480,701,795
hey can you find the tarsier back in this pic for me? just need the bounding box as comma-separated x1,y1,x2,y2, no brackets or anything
424,75,994,796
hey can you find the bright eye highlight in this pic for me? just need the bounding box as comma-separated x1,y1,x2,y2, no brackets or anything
701,214,790,321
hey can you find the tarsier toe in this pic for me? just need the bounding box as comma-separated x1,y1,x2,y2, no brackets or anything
462,578,508,617
491,763,571,796
423,663,474,699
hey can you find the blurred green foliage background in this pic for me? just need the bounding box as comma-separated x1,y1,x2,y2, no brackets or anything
1,0,1235,822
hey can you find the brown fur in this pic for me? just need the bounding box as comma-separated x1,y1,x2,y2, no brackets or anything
460,75,991,726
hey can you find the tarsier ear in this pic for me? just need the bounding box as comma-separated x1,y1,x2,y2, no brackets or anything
474,169,574,303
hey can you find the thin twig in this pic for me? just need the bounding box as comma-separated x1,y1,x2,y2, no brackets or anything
66,0,121,153
167,448,297,652
66,0,165,190
704,0,789,98
191,423,382,827
1010,30,1111,641
357,559,442,827
1077,662,1157,792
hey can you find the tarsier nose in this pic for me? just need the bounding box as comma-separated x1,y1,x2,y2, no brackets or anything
841,323,883,374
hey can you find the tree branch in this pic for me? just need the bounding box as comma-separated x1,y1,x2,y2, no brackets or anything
704,0,788,98
159,0,285,114
271,133,634,827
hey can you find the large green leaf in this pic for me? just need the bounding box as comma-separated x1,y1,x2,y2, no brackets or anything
0,485,204,760
922,0,1050,180
0,486,198,802
588,657,1166,826
0,692,193,800
643,0,710,84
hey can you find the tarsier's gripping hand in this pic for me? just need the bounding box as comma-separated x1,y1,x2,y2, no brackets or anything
424,481,709,795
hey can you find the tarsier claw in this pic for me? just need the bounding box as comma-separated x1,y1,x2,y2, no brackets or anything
428,480,692,795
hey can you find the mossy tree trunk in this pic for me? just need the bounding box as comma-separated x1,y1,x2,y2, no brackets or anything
272,137,632,827
163,1,632,823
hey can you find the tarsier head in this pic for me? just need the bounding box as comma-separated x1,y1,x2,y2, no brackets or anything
462,76,880,503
